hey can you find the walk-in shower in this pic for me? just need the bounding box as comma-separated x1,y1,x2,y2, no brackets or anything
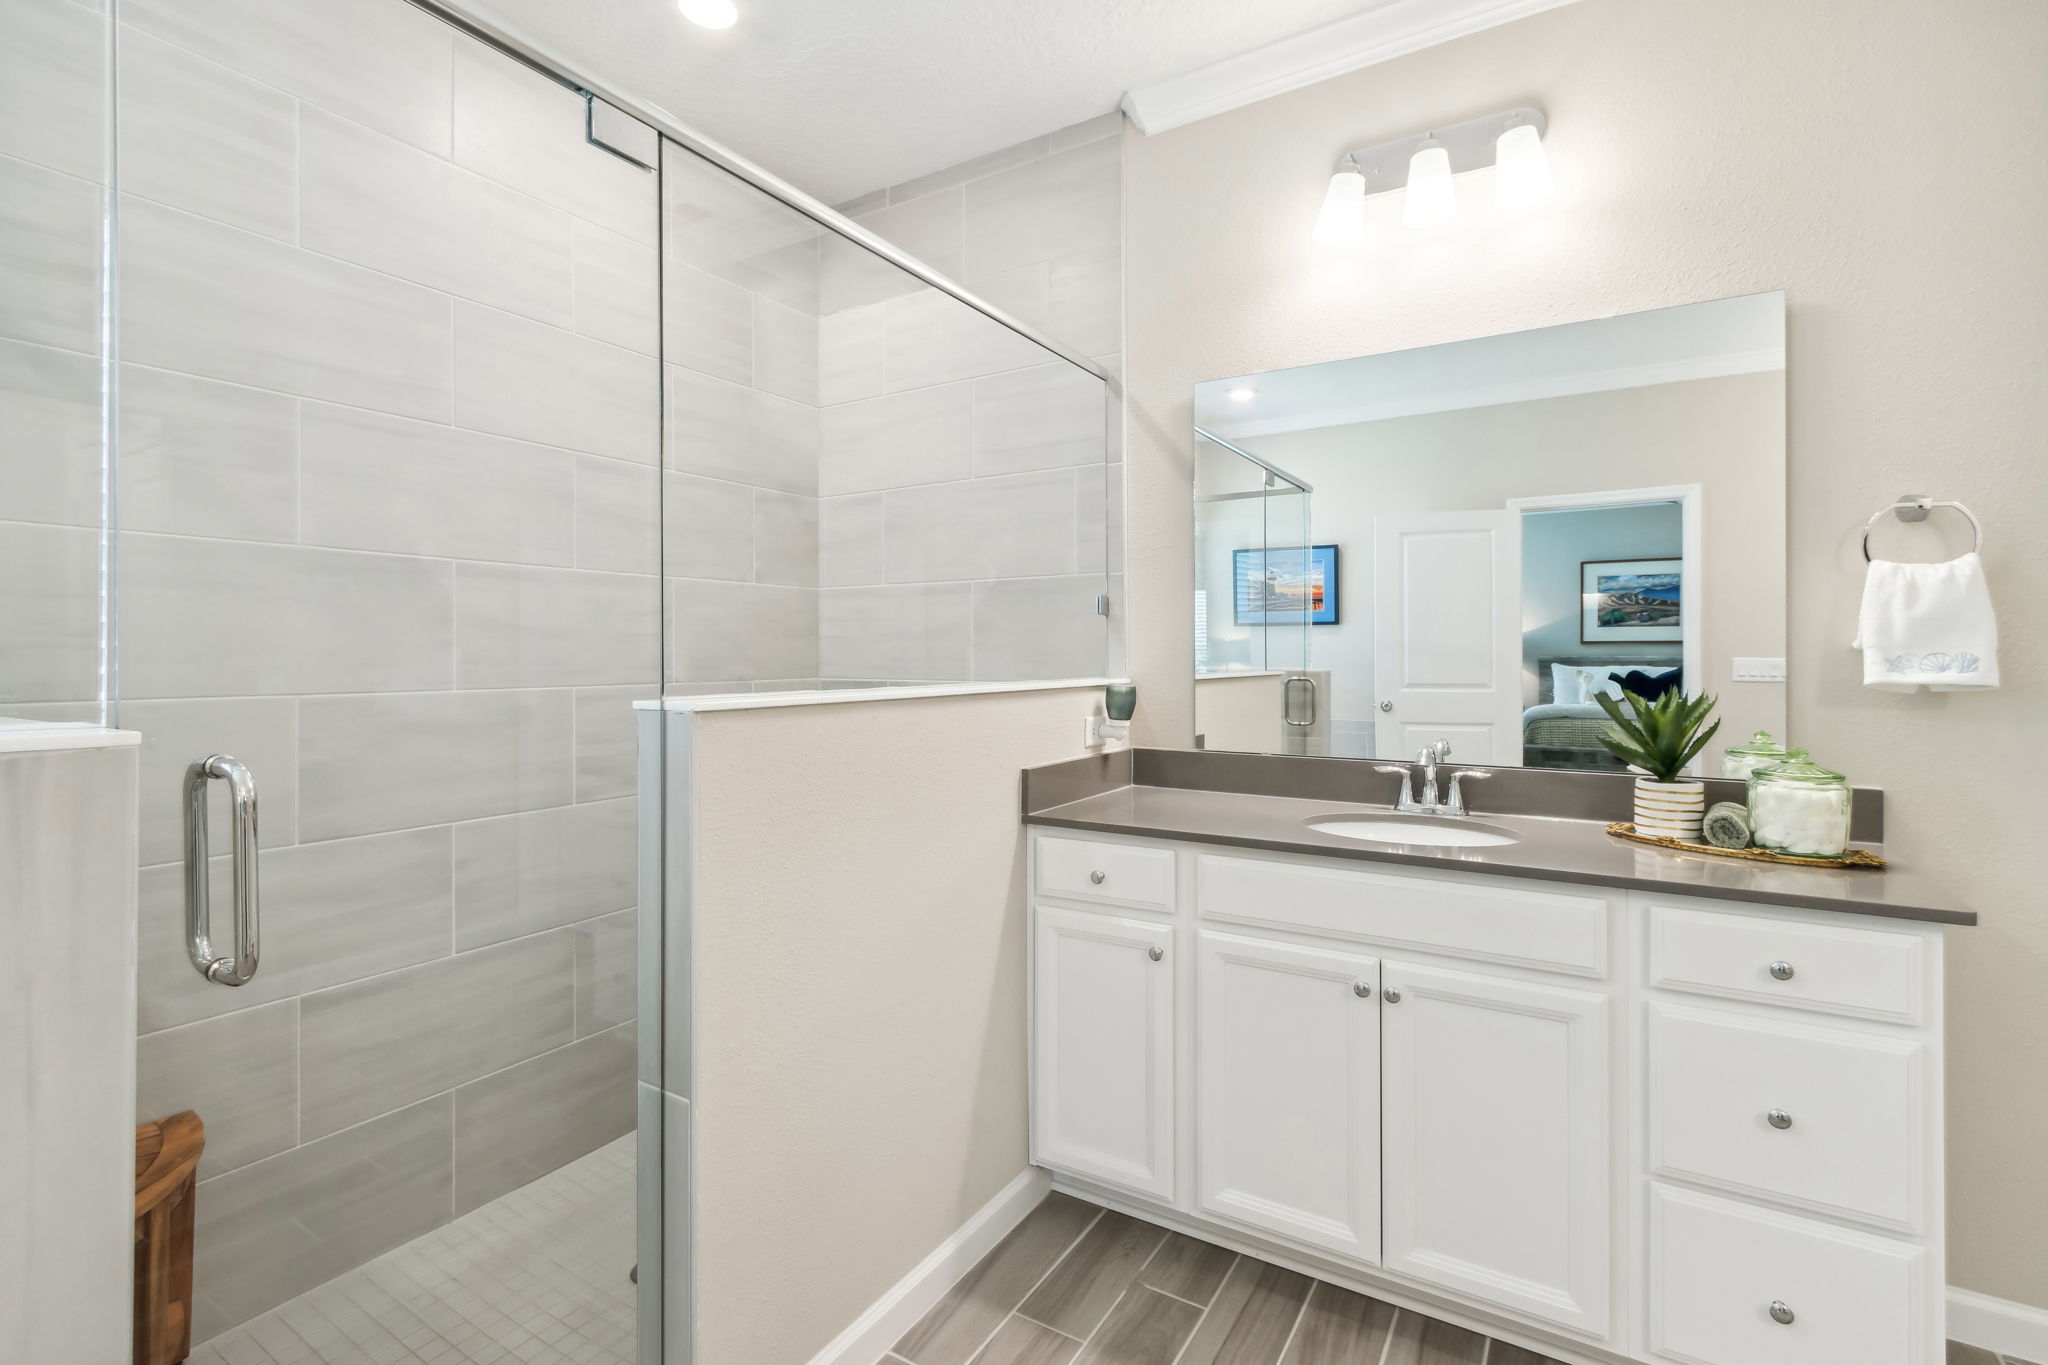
1,1,1112,1359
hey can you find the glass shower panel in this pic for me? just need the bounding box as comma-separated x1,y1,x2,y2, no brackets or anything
1194,430,1313,753
118,5,662,1361
0,0,114,729
661,138,1113,693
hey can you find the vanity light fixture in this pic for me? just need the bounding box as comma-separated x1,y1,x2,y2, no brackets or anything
1311,106,1548,245
1401,140,1457,228
1312,156,1367,246
678,0,739,29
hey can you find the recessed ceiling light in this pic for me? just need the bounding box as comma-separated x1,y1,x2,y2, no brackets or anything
1226,387,1259,402
678,0,738,30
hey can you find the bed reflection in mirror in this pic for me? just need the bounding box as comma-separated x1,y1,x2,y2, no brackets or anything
1191,291,1786,773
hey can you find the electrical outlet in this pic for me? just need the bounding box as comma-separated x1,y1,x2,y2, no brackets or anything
1731,657,1788,682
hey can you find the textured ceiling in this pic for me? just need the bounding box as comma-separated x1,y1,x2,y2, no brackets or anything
469,0,1378,204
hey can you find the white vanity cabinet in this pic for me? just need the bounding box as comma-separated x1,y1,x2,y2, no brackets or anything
1027,828,1950,1365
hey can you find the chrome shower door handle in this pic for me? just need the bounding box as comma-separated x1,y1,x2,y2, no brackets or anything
1283,674,1318,728
184,754,260,986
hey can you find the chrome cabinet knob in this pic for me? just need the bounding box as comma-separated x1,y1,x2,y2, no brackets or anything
1147,946,1164,962
1354,981,1372,998
1382,986,1402,1004
1768,1301,1795,1325
1767,1108,1793,1130
1089,870,1107,885
1768,960,1795,981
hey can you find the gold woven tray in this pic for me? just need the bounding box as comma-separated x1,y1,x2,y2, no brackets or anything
1606,822,1887,869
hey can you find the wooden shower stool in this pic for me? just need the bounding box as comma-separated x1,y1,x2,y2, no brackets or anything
135,1111,205,1365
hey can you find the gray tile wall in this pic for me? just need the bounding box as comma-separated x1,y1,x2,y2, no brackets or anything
817,114,1124,684
106,4,649,1338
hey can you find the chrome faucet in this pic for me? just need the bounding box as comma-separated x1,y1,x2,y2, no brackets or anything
1374,740,1492,816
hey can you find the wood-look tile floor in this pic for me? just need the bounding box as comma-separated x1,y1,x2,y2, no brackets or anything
886,1193,2043,1365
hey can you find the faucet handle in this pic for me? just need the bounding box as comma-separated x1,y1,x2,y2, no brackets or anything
1444,767,1493,816
1373,763,1418,809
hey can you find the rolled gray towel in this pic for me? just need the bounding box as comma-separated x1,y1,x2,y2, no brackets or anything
1702,801,1752,848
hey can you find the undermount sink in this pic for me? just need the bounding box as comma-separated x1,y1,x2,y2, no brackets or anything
1305,814,1521,848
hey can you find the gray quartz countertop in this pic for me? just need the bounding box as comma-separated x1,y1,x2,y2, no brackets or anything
1025,784,1976,926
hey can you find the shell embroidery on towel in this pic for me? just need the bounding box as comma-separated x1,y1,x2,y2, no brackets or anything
1885,651,1982,674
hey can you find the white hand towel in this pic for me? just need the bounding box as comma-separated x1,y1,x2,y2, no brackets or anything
1852,551,2000,690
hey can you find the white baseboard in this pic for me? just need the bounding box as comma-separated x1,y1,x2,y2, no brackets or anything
1951,1287,2048,1361
806,1167,1052,1365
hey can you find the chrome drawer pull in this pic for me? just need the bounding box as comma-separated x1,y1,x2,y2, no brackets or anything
1354,981,1372,998
1768,1300,1795,1325
1767,1108,1793,1130
1382,986,1403,1004
1768,960,1795,981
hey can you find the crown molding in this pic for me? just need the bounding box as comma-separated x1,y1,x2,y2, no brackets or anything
1121,0,1582,135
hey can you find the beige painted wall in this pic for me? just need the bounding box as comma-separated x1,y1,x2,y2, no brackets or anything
1123,0,2048,1305
1195,671,1288,753
686,686,1108,1364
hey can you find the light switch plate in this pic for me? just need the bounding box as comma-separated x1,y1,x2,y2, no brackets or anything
1731,657,1788,682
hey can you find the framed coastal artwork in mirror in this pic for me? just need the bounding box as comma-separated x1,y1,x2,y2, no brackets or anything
1191,291,1787,774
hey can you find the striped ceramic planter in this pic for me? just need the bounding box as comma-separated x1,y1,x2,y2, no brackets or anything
1634,778,1707,841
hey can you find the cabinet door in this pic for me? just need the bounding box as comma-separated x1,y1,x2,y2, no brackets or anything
1031,906,1175,1199
1381,960,1611,1336
1195,931,1381,1263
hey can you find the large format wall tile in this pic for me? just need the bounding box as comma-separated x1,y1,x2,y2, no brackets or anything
0,521,104,704
664,472,755,582
453,797,637,951
190,1096,454,1342
574,910,637,1037
818,583,972,682
451,42,654,246
574,687,657,802
0,0,107,182
0,338,102,528
662,260,753,384
576,454,661,575
138,826,454,1032
973,364,1108,477
663,144,819,313
971,576,1106,680
121,197,454,421
0,152,103,353
883,287,1052,393
123,0,454,157
1048,247,1123,358
823,188,966,314
665,365,818,495
454,301,659,464
753,490,820,588
118,27,297,241
454,563,662,688
963,135,1121,280
298,930,574,1139
752,296,821,405
884,470,1080,583
301,106,574,326
300,402,576,566
669,580,819,685
119,534,454,698
298,689,572,840
124,695,299,866
575,219,660,356
819,494,886,587
120,365,298,543
819,303,888,405
451,1026,634,1213
137,1000,298,1180
819,384,973,495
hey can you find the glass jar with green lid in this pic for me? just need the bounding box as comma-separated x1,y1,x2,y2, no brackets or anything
1721,729,1791,779
1746,750,1854,859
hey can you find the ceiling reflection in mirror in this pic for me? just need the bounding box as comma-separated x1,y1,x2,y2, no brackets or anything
1191,291,1786,775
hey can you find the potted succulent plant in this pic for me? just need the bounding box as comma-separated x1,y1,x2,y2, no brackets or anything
1594,688,1721,840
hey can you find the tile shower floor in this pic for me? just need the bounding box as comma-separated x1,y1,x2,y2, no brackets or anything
187,1135,636,1365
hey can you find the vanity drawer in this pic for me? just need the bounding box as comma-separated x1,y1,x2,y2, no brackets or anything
1194,853,1610,976
1647,1184,1927,1365
1035,835,1175,910
1644,899,1929,1024
1647,1003,1925,1230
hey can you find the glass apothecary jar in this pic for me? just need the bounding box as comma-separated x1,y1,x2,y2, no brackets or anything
1746,751,1854,859
1721,729,1791,779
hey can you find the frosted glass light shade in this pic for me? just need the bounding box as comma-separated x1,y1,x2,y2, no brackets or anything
1312,169,1367,245
1495,122,1553,208
1403,143,1457,228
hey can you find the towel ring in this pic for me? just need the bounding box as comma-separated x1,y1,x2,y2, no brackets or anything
1861,497,1983,562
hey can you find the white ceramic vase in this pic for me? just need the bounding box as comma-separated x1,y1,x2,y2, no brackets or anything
1634,777,1707,841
